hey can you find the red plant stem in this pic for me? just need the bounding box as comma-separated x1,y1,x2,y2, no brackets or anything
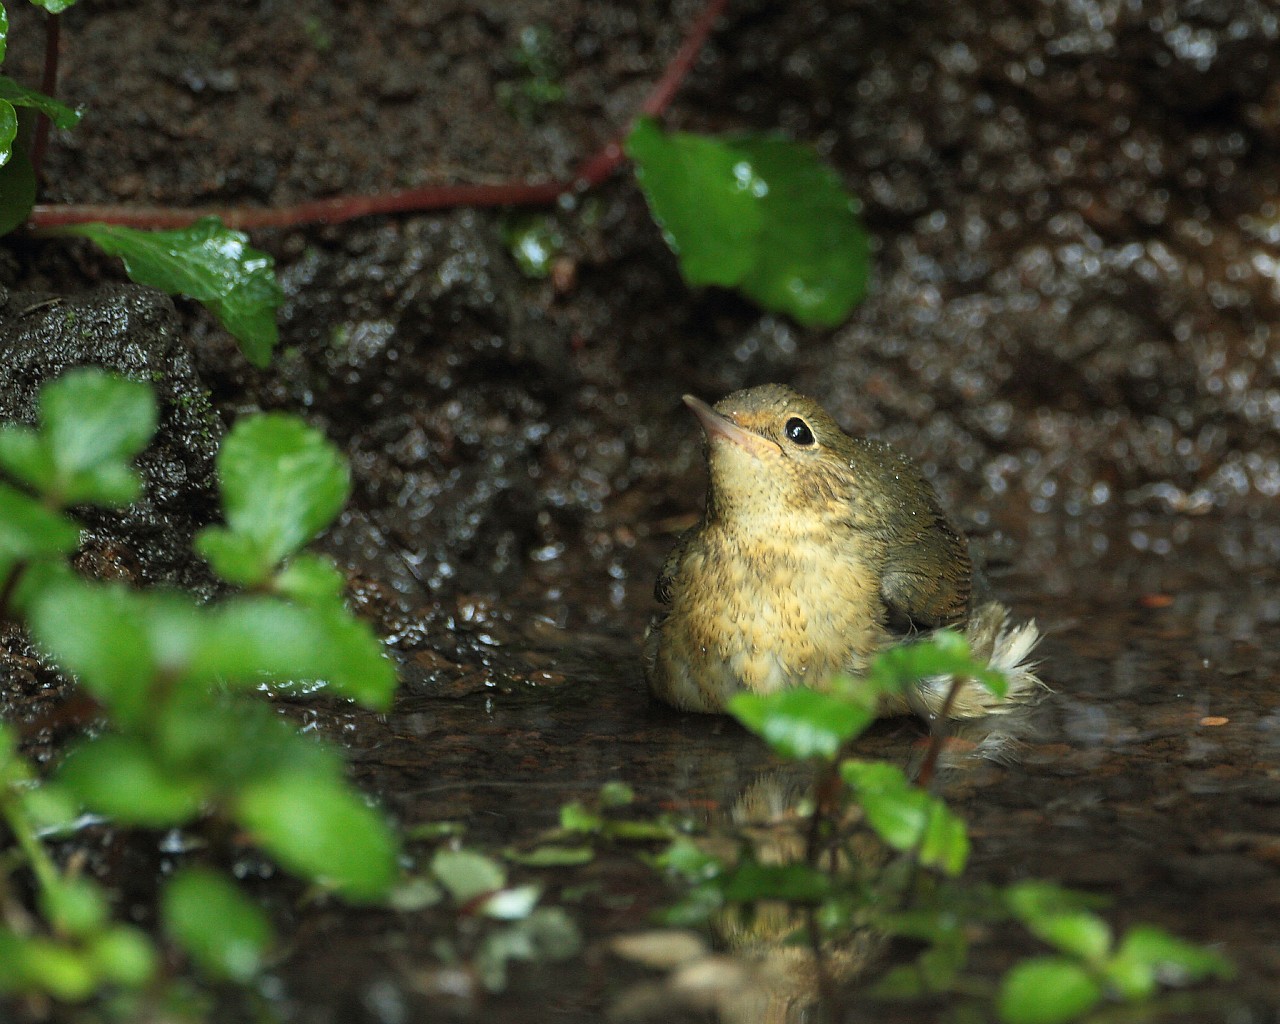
27,0,730,232
29,12,61,183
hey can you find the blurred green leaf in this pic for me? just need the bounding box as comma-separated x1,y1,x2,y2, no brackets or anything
481,884,542,921
39,878,108,939
432,848,506,903
16,937,97,1001
0,483,81,575
842,760,968,875
997,956,1101,1024
1029,912,1112,963
502,214,563,278
559,801,603,834
163,868,273,983
0,369,155,507
868,630,1008,701
197,595,396,710
272,553,345,605
29,0,81,14
505,845,595,868
58,735,210,826
730,687,874,760
0,6,8,65
598,780,634,807
1005,881,1109,921
196,413,350,585
627,117,869,326
52,218,282,365
0,76,81,130
721,860,830,904
1112,926,1234,988
476,907,580,992
86,926,156,988
235,770,399,901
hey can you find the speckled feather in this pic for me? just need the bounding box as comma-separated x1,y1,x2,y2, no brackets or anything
645,384,1042,718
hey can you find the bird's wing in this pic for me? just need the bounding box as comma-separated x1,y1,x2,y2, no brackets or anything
654,528,694,605
878,514,972,632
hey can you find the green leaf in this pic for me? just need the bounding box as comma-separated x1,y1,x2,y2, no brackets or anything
867,630,1008,701
0,483,81,571
162,869,273,983
57,735,210,826
87,926,156,988
272,553,346,606
0,137,35,235
39,878,108,938
431,848,506,903
1030,912,1112,963
30,0,81,15
27,580,187,724
0,5,8,65
0,368,156,507
598,780,635,807
729,687,875,760
558,800,603,834
196,595,396,710
235,771,399,901
51,218,283,365
841,760,968,874
17,938,97,1001
1112,926,1234,989
196,413,350,584
627,117,869,326
505,845,595,868
997,956,1102,1024
0,96,14,169
0,76,81,130
1005,882,1109,921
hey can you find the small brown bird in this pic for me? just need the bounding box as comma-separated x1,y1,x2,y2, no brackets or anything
644,384,1041,719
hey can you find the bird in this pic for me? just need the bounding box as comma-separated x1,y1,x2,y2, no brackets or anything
643,384,1042,720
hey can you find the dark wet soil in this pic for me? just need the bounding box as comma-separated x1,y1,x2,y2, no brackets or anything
3,0,1279,1021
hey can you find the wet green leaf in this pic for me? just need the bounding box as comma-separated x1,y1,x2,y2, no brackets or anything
0,6,7,65
29,0,81,14
0,76,81,130
0,137,35,235
197,413,350,585
86,926,156,988
627,118,869,326
432,848,506,903
58,735,210,826
194,595,396,710
0,369,155,507
997,956,1102,1024
0,95,13,169
52,218,282,365
163,869,273,983
842,760,969,874
235,770,399,901
730,687,874,760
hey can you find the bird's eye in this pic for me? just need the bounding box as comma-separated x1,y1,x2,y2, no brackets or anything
784,417,816,446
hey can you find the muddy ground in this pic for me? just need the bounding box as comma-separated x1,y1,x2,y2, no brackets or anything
2,0,1279,1021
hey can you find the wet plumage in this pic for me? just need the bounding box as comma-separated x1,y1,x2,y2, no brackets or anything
644,384,1042,719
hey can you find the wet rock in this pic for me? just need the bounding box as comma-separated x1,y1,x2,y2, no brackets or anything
0,284,223,595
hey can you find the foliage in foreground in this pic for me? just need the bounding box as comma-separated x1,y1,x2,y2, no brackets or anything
0,368,398,999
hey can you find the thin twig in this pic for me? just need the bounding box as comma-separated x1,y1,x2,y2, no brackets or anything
29,13,61,184
26,0,730,232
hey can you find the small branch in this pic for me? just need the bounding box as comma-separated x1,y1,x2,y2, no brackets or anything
914,675,965,790
26,0,730,233
29,13,62,184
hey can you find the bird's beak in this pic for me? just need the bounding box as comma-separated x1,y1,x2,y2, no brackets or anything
683,395,780,459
